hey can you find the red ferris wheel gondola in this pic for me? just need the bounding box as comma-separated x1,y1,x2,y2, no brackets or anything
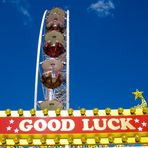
41,72,64,89
41,58,64,89
44,30,65,57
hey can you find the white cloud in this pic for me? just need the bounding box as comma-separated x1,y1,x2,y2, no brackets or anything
88,0,115,17
1,0,32,26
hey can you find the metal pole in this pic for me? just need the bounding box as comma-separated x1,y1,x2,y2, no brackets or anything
34,10,47,110
66,10,70,109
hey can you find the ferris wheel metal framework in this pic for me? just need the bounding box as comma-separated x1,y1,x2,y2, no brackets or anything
34,9,70,110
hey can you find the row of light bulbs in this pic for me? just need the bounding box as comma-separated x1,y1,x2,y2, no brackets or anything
0,134,142,145
4,107,148,117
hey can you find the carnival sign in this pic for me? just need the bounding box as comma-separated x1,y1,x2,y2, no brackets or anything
0,115,148,134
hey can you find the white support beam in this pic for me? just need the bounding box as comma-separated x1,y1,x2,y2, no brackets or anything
34,10,47,110
66,10,70,109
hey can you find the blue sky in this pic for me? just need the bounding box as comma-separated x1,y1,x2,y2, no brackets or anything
0,0,148,110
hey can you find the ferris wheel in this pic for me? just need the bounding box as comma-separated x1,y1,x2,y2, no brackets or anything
34,8,70,110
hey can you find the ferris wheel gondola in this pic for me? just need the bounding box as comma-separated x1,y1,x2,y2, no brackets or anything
38,99,64,110
41,72,64,89
46,13,65,32
47,8,65,17
41,58,63,72
44,30,65,57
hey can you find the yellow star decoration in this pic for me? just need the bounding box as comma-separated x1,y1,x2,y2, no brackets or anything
132,89,143,99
